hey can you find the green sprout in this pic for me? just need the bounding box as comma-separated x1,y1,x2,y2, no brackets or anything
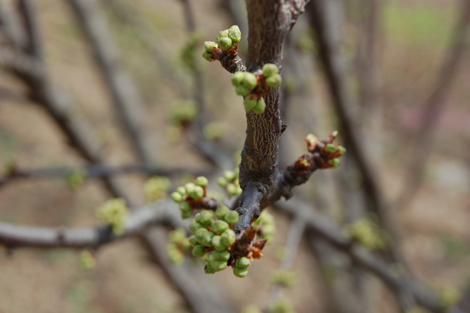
144,176,171,202
170,100,198,126
167,228,191,265
96,198,129,235
348,217,389,251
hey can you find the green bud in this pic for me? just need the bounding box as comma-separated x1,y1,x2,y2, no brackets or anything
224,170,236,181
338,146,346,155
252,99,266,114
211,235,226,251
195,176,208,187
325,144,336,153
242,73,258,90
265,74,282,88
204,264,217,274
195,228,209,242
262,63,278,77
179,201,191,211
208,256,227,271
235,85,251,96
244,98,257,112
189,186,204,200
195,210,213,227
217,177,228,187
226,183,237,195
192,244,206,257
218,36,233,50
171,192,183,203
233,267,248,278
213,250,231,261
224,211,239,227
185,183,196,194
231,71,245,86
204,41,217,53
212,220,229,234
177,187,186,195
201,232,214,247
181,207,192,219
236,257,251,268
216,30,229,41
221,229,236,247
202,51,213,61
189,222,203,234
188,235,198,246
228,25,241,43
215,204,230,220
329,158,340,168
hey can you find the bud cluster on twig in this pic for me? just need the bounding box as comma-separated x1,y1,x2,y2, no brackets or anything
217,169,243,196
171,176,211,218
144,176,171,203
96,198,129,235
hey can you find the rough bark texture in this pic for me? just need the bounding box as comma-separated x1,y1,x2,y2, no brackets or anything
236,0,308,233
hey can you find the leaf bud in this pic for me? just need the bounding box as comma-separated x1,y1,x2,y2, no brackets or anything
216,30,229,41
177,186,186,195
233,267,248,278
188,235,198,247
212,220,229,234
185,183,196,194
217,36,233,50
224,211,240,227
228,25,241,43
262,63,278,77
242,72,258,90
325,144,336,153
217,177,228,187
224,170,236,181
211,235,226,251
338,146,347,155
195,228,209,242
195,210,213,227
181,207,192,219
201,232,215,247
235,257,251,268
221,229,236,246
235,85,251,96
204,264,217,274
204,41,217,53
202,51,213,61
195,176,208,187
265,74,282,88
189,185,204,200
231,71,245,86
215,204,230,220
252,98,266,115
213,250,231,262
244,98,257,112
171,192,183,203
209,257,227,271
192,244,206,257
189,222,203,234
329,158,341,168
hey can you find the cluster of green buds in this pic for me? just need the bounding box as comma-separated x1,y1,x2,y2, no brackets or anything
167,228,192,265
171,176,209,218
170,100,198,126
202,25,241,61
233,256,251,278
96,198,129,235
187,204,248,277
271,269,298,287
305,131,346,168
217,169,242,196
252,210,276,241
66,169,86,190
79,250,96,270
231,63,282,115
268,299,296,313
348,217,389,251
144,176,171,203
